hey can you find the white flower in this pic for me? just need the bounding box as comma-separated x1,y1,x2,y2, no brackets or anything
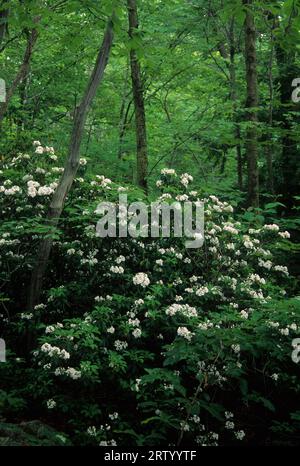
79,158,87,166
166,303,197,318
65,367,81,379
289,323,297,331
132,328,142,338
223,224,239,235
264,224,279,232
35,145,44,154
271,373,279,381
45,325,55,334
45,146,55,155
235,430,245,440
175,194,189,201
196,286,209,297
110,265,124,274
114,340,128,351
278,231,290,239
95,296,104,302
107,326,115,334
41,343,70,360
225,421,235,429
134,299,144,306
175,295,183,302
180,173,193,187
134,378,142,392
274,265,289,276
128,318,140,327
161,168,176,176
191,415,201,423
177,326,194,341
159,193,172,201
115,255,125,264
47,399,56,409
43,363,51,370
248,274,266,285
34,303,46,310
27,186,37,197
4,185,21,195
52,167,64,173
20,313,33,320
231,344,240,354
133,272,150,288
33,140,41,146
35,167,46,174
226,243,235,251
87,426,97,437
37,185,54,196
95,175,112,188
180,421,190,431
258,259,272,270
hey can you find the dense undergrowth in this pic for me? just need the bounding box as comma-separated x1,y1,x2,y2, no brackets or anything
0,143,299,446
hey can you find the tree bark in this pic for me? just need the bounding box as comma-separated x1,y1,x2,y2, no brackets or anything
228,18,243,191
0,2,9,47
0,17,40,123
118,61,131,159
243,0,259,207
266,17,275,194
28,17,114,310
274,10,300,212
127,0,148,192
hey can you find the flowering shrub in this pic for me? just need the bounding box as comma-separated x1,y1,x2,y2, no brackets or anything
0,143,299,446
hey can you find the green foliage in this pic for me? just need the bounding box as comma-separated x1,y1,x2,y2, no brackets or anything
0,148,299,445
0,0,300,447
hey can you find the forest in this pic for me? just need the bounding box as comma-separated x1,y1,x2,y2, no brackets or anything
0,0,300,448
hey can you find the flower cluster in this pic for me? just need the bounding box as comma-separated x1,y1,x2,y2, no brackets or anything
132,272,150,288
0,143,298,447
41,343,70,360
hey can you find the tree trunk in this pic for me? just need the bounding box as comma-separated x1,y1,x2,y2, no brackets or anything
0,3,9,46
118,61,131,159
274,11,300,212
266,18,275,194
28,17,114,310
0,17,40,123
228,18,243,191
243,0,259,207
127,0,148,192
